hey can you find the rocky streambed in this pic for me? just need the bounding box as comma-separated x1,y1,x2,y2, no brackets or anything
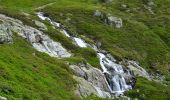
37,12,151,99
0,12,151,99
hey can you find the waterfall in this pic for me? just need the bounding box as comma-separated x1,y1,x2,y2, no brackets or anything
97,53,132,95
37,12,133,96
73,37,87,48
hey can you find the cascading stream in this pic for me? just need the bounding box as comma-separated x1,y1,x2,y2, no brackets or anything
37,12,132,96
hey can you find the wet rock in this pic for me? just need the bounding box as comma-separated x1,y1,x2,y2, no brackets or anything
34,20,47,31
0,96,7,100
0,14,71,58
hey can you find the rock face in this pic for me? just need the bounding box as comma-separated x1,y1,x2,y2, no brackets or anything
94,10,123,28
0,23,13,44
70,64,112,98
127,61,150,80
0,14,71,58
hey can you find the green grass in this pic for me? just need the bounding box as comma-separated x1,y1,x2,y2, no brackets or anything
41,0,170,74
40,0,170,99
126,77,170,100
0,0,55,12
0,34,78,99
0,0,170,99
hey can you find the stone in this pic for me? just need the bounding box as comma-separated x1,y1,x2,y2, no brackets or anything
96,41,102,48
70,64,111,98
34,20,47,31
121,4,128,8
74,76,98,97
0,14,71,58
94,10,123,28
0,24,13,44
106,15,123,28
69,65,87,79
0,96,7,100
94,10,102,17
148,1,155,6
127,61,150,80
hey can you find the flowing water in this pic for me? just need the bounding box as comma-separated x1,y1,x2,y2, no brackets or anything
37,12,133,96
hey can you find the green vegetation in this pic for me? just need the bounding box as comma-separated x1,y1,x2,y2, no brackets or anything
0,0,170,99
0,0,55,12
42,0,170,74
0,34,78,99
127,77,170,100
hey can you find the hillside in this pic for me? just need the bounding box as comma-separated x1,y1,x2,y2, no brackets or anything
0,0,170,100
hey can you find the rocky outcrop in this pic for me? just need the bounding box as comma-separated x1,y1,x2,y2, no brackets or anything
127,61,150,80
0,23,13,44
94,10,123,28
70,64,112,98
0,14,71,58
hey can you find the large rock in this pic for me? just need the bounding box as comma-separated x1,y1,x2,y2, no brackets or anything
0,24,13,44
106,15,123,28
0,14,71,58
94,11,123,28
127,61,150,80
70,64,111,98
73,76,98,97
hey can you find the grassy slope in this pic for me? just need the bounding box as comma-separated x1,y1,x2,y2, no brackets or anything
127,77,170,100
42,0,170,74
0,0,170,100
0,34,78,99
41,0,170,99
0,0,79,99
0,0,55,12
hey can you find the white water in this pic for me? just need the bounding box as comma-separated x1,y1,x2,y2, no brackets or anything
73,37,87,48
60,29,71,37
37,12,133,96
37,12,87,47
97,53,131,95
